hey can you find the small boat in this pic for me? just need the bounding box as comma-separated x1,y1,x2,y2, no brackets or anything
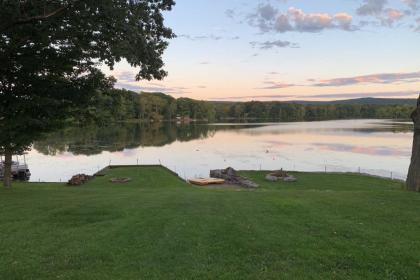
0,155,31,180
189,177,225,186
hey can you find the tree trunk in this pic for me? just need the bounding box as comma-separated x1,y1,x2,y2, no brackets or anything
3,148,12,188
407,95,420,192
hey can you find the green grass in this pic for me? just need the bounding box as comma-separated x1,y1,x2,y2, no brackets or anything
1,166,420,279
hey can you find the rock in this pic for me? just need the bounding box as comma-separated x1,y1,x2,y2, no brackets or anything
265,174,279,182
67,174,92,186
270,169,289,178
283,176,297,182
210,167,259,188
240,179,259,188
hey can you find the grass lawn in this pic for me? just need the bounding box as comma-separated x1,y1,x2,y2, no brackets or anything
1,166,420,279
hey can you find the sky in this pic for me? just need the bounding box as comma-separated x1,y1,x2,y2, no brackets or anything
102,0,420,101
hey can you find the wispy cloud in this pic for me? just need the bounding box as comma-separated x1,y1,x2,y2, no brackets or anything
402,0,420,11
210,94,297,101
250,40,299,49
308,91,418,99
116,83,190,95
313,71,420,86
255,81,296,89
357,0,387,16
177,34,240,41
111,71,191,95
210,91,418,101
225,9,235,19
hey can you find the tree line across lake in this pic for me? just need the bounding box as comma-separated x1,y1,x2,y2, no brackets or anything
87,89,416,124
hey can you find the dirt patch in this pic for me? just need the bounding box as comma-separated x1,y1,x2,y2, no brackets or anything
193,184,255,191
110,177,132,183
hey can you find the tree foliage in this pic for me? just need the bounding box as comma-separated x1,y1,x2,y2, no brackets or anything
90,89,416,123
0,0,175,187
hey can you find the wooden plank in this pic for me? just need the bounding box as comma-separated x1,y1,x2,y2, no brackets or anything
189,178,225,186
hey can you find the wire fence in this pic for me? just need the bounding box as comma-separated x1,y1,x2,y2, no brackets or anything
27,157,407,183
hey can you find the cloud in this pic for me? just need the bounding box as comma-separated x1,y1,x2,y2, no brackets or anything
178,34,241,41
256,81,296,89
287,7,355,32
382,8,404,25
113,71,132,82
225,9,235,19
210,94,297,101
402,0,419,10
178,34,222,41
357,0,405,26
308,90,418,99
357,0,388,16
248,4,355,33
313,71,420,86
250,40,299,49
258,3,278,21
209,90,418,101
115,82,190,95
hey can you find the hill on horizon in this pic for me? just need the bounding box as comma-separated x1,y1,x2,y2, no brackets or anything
285,97,418,105
206,97,417,105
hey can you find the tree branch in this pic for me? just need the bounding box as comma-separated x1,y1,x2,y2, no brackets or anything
14,6,66,26
1,1,80,32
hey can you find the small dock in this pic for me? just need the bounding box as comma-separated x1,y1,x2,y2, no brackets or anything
188,178,225,186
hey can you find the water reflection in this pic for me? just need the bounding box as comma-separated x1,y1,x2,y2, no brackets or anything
312,143,411,157
34,123,263,156
29,119,413,182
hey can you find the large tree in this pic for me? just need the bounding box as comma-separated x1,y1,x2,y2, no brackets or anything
407,94,420,192
0,0,175,187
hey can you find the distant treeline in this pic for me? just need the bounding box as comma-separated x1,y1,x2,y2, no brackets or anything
83,89,415,124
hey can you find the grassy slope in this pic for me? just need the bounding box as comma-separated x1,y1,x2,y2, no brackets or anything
0,167,420,280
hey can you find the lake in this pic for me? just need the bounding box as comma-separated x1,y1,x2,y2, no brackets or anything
26,119,413,182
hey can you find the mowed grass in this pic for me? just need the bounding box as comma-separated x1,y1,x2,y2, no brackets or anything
1,166,420,279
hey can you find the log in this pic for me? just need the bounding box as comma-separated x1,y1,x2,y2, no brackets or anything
407,94,420,192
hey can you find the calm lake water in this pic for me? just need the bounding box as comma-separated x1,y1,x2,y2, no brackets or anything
26,119,413,182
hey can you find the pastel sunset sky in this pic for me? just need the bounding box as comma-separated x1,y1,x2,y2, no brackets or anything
103,0,420,101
